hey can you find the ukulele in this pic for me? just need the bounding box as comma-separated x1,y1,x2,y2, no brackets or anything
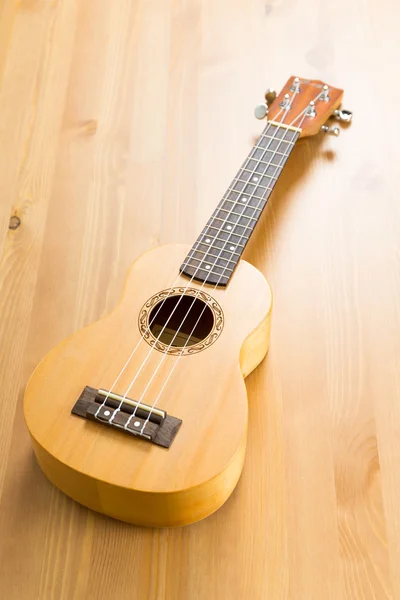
24,76,351,527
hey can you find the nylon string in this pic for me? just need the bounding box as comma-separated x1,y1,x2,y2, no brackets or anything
131,92,306,433
130,88,327,434
120,89,311,431
95,108,286,420
95,106,288,421
98,87,326,433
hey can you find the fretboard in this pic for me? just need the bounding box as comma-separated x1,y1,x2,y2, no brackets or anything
180,121,300,286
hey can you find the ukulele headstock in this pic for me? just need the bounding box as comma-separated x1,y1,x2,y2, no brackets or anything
256,76,352,138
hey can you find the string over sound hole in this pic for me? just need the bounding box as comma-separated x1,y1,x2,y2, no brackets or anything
138,288,224,355
149,295,213,347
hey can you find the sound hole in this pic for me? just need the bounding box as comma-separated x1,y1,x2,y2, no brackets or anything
149,295,214,347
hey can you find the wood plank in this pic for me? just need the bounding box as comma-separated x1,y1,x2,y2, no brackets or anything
1,0,400,598
0,0,79,494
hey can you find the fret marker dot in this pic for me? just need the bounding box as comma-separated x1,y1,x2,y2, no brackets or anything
241,197,247,202
205,238,211,243
252,176,259,182
230,246,235,251
104,410,110,417
134,421,141,427
205,265,211,270
226,225,232,230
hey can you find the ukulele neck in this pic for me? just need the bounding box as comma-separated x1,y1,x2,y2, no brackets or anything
180,121,301,287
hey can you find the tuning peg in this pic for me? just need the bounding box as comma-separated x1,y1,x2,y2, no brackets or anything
264,89,277,106
290,77,301,93
320,85,330,102
332,108,353,123
254,103,268,120
279,93,291,110
320,125,340,136
306,100,316,117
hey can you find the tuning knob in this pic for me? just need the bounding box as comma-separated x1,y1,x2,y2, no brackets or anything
320,125,340,136
333,108,353,122
254,103,268,120
264,89,277,106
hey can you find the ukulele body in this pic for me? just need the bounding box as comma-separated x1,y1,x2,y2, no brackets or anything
24,244,272,527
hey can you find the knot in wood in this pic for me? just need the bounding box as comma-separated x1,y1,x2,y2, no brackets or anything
9,215,21,230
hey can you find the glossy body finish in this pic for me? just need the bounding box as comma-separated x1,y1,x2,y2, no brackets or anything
24,244,272,526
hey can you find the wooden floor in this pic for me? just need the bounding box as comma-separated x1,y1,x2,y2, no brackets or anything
0,0,399,598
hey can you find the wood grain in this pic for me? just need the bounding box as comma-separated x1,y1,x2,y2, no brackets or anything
0,0,399,597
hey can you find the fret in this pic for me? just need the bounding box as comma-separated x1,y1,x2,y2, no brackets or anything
225,193,266,208
216,208,258,222
253,139,293,156
225,184,272,198
254,131,296,149
180,124,300,287
258,153,289,162
261,124,298,139
239,150,288,182
209,215,256,230
235,175,278,187
182,256,236,271
259,133,296,146
263,124,288,139
204,225,252,244
212,210,258,230
218,203,264,220
219,198,262,212
189,246,241,260
234,173,280,188
180,262,230,285
241,165,283,175
195,234,246,250
249,149,290,160
258,133,296,145
221,195,267,212
202,228,250,246
224,192,269,207
244,158,288,177
181,261,234,279
206,222,254,233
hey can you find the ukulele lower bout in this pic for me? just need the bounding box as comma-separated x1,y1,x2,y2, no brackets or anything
24,244,272,527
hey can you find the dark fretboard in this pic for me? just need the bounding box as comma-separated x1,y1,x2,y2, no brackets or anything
180,121,300,286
